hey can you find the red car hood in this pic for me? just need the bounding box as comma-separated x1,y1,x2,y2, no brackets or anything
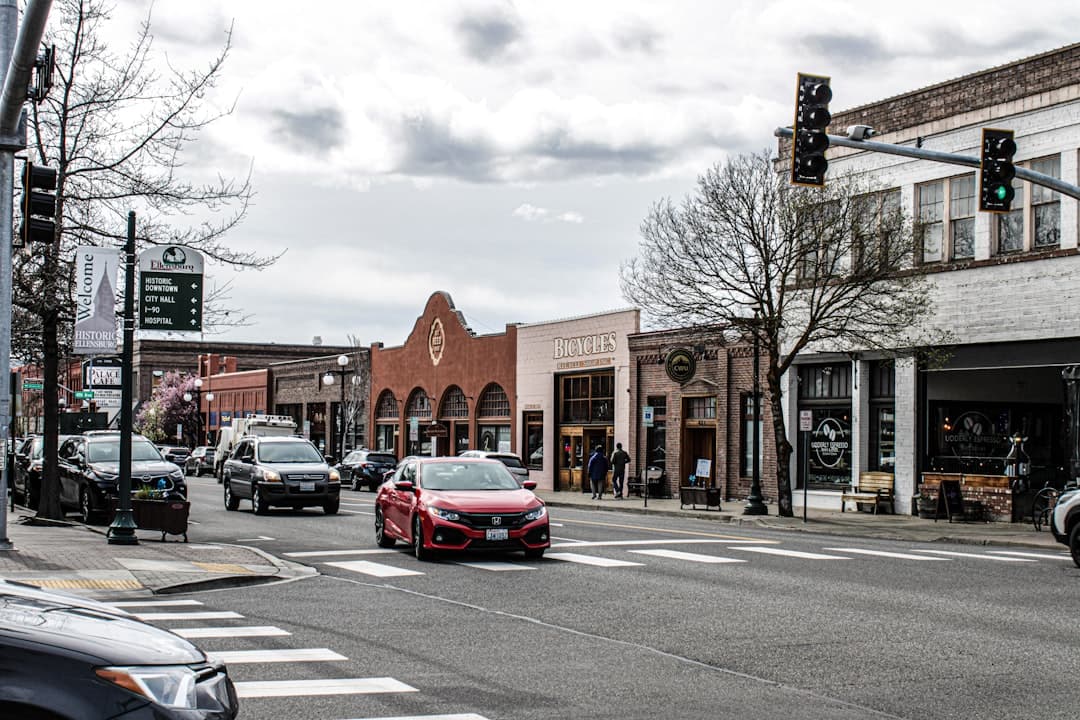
422,489,541,512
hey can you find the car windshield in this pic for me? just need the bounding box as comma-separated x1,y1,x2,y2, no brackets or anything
88,439,163,463
421,462,521,491
495,456,524,469
257,442,323,463
368,453,397,465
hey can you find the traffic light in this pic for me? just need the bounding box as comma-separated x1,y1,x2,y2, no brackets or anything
791,73,832,187
979,128,1017,212
18,162,57,246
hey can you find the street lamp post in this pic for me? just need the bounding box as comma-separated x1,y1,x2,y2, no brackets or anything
182,377,204,446
205,389,215,445
744,310,768,515
322,354,350,463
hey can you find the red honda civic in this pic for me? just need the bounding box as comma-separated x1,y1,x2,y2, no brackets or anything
374,456,550,560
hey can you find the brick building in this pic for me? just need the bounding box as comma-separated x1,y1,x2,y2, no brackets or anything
627,329,775,501
779,44,1080,518
369,292,517,459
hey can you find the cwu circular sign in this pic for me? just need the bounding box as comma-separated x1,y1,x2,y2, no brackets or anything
665,348,696,383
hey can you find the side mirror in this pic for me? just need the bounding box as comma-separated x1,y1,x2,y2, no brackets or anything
394,480,414,492
522,480,538,491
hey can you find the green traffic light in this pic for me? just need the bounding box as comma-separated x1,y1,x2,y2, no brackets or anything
995,184,1008,201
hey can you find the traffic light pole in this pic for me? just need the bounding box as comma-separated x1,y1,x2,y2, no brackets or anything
774,127,1080,201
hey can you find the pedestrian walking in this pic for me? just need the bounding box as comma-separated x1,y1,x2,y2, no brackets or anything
587,444,609,500
610,442,630,498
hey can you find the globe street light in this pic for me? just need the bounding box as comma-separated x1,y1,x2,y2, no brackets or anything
322,354,350,463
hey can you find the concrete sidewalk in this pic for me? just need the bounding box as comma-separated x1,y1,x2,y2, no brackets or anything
535,490,1064,551
0,509,314,600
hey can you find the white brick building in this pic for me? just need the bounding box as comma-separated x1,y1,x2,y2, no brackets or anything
781,44,1080,517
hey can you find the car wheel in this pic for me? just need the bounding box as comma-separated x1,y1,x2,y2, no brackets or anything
323,498,340,515
224,481,239,511
1070,522,1080,569
375,506,395,547
252,485,268,515
524,547,545,560
79,487,96,524
368,480,380,493
413,515,432,561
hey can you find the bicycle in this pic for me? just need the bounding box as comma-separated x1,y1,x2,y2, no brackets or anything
1032,481,1079,531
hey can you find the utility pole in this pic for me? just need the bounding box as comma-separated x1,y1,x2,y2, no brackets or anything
0,0,54,552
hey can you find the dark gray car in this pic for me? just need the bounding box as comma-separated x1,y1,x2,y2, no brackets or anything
222,436,341,515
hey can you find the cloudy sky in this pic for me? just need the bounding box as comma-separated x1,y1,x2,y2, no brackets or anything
97,0,1079,348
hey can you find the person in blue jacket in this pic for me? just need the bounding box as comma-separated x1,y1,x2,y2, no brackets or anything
587,444,609,500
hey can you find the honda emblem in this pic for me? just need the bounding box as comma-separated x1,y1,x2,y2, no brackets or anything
491,516,502,525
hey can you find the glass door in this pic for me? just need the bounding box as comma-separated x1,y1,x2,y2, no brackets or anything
559,428,584,492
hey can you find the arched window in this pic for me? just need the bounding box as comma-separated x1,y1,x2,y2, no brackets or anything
406,388,432,418
477,383,509,418
375,390,399,419
440,386,468,418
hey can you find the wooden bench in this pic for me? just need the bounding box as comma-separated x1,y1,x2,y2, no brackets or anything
840,471,895,514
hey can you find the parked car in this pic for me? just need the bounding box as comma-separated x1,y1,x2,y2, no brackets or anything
157,444,192,466
222,435,341,515
459,449,529,485
0,578,239,718
1051,486,1080,567
338,448,398,491
186,445,217,478
57,434,187,523
12,435,43,509
374,456,549,560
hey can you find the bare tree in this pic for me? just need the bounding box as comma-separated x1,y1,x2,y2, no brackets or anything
343,334,368,453
620,152,946,517
17,0,278,519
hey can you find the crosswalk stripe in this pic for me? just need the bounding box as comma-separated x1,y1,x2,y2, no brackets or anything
285,549,399,557
323,560,424,577
133,611,244,621
822,548,949,561
988,550,1073,560
732,547,849,560
210,648,347,664
629,549,746,564
454,560,535,571
546,552,643,567
234,677,417,698
913,550,1035,562
349,714,490,720
173,626,291,639
549,538,766,548
111,599,204,607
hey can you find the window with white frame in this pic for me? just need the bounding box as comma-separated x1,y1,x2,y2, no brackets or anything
853,189,902,272
994,155,1061,254
917,181,944,263
949,175,976,259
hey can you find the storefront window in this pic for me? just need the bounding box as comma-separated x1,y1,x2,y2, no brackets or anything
686,396,717,420
869,361,895,473
440,386,468,417
479,424,511,453
740,393,763,477
524,412,543,469
798,364,852,490
560,372,615,423
375,424,396,453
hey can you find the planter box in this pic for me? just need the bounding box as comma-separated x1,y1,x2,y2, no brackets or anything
130,499,190,542
679,486,721,511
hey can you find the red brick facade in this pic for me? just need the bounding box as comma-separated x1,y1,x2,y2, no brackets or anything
628,330,777,501
369,292,517,458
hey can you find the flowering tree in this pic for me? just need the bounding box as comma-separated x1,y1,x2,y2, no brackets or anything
134,372,201,445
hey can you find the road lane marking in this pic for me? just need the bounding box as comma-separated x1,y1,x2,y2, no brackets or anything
111,599,204,607
550,538,762,548
913,550,1035,562
629,549,746,564
210,648,347,664
323,560,424,577
234,677,417,698
173,626,291,639
349,715,490,720
988,550,1073,560
454,561,535,571
822,548,949,561
554,517,773,542
732,547,849,560
546,552,643,567
133,611,244,621
285,549,400,557
237,536,276,541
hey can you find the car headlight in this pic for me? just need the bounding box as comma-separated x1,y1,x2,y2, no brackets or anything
93,469,118,482
260,469,282,482
329,468,340,482
169,469,184,481
524,505,547,521
428,506,460,521
96,665,198,709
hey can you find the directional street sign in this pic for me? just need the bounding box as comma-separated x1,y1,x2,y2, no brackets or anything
74,390,95,400
138,246,204,332
22,379,43,390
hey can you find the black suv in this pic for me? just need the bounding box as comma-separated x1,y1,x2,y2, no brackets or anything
58,433,187,523
12,435,44,509
338,449,398,491
222,436,340,515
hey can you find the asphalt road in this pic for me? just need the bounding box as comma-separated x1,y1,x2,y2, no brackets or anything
160,475,1080,720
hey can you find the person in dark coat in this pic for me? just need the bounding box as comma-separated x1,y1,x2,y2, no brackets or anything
609,442,630,499
587,444,609,500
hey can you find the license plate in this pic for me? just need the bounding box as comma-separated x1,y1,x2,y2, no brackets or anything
300,481,316,492
485,528,509,541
